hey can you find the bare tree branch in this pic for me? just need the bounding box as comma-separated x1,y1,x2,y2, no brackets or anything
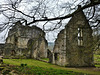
27,1,100,25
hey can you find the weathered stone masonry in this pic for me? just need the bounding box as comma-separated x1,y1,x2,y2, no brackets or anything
53,6,94,67
0,21,48,59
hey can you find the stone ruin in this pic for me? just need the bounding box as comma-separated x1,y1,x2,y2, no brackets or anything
52,6,94,67
0,5,95,67
0,21,48,59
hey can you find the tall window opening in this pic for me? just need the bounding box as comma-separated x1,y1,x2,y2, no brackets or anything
14,35,18,46
78,27,83,46
54,53,58,60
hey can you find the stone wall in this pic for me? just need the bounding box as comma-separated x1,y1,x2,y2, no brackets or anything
0,44,5,55
27,38,48,59
53,6,94,67
38,38,48,58
2,21,48,58
53,29,67,66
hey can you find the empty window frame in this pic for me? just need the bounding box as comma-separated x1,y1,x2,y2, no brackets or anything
54,53,58,60
78,27,83,46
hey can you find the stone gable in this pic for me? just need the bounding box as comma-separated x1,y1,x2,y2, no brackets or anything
53,6,94,67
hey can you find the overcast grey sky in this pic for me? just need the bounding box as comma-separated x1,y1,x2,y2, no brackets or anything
0,0,81,43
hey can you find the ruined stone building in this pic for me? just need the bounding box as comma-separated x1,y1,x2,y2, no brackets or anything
52,6,94,67
0,44,5,55
52,29,66,66
0,21,48,59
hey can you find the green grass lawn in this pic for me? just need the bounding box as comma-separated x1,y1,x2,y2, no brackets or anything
3,58,100,75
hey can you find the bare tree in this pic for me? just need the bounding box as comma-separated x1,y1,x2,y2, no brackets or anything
0,0,100,41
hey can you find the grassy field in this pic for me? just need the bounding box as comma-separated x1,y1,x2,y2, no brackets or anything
2,56,100,75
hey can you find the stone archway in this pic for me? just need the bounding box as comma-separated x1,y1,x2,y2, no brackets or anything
27,39,39,59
